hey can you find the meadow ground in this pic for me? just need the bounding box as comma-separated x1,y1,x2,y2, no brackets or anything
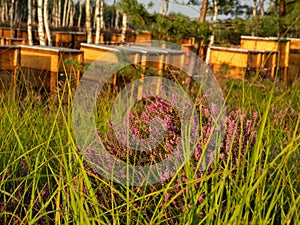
0,68,299,224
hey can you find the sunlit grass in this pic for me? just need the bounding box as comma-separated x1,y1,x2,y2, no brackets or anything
0,67,299,224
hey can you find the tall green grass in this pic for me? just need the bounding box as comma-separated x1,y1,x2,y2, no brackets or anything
0,68,299,224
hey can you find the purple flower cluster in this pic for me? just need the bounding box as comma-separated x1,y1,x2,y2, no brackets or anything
90,94,259,218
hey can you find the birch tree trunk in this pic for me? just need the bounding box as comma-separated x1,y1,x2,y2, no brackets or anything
69,2,75,27
86,0,93,44
0,0,5,22
205,0,218,64
5,1,8,23
160,0,169,16
44,0,52,46
10,0,15,37
100,0,104,29
121,12,127,43
32,0,36,25
62,0,68,26
253,0,257,17
78,1,82,28
163,0,169,16
28,0,33,45
115,9,120,30
199,0,209,23
58,0,61,26
14,0,18,23
66,0,71,26
51,1,56,26
38,0,46,45
259,0,265,16
95,0,101,44
160,0,164,14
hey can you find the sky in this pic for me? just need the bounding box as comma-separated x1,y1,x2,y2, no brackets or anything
104,0,271,20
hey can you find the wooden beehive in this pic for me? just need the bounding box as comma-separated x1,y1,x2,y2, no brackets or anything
15,28,28,39
0,45,20,90
208,46,277,79
53,32,73,48
288,38,300,82
135,31,153,43
20,45,83,94
1,37,27,46
80,43,120,64
240,36,290,83
73,32,87,49
0,27,14,38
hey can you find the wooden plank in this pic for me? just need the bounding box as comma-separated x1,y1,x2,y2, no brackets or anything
0,45,20,70
289,38,300,50
20,45,83,94
241,37,279,51
0,45,20,90
0,27,14,38
135,32,153,42
209,47,249,68
80,44,119,64
53,32,73,47
3,37,27,46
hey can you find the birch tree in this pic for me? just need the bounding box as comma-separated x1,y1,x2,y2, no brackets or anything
38,0,46,45
115,9,120,29
78,0,82,28
253,0,257,17
69,1,76,27
160,0,169,16
62,0,68,26
205,0,218,64
0,0,5,22
10,0,15,37
58,0,61,26
100,0,105,29
27,0,33,45
121,12,127,42
95,0,101,44
86,0,93,43
44,0,52,45
259,0,265,16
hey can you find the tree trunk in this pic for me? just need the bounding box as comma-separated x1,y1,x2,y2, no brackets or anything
44,0,52,45
86,0,93,44
38,0,45,45
259,0,265,16
95,0,101,44
14,0,18,23
279,0,286,37
205,0,218,64
115,9,120,30
253,0,257,17
78,1,82,28
62,0,68,26
58,0,61,26
4,1,8,23
163,0,169,16
160,0,164,14
69,2,75,27
10,0,15,37
199,0,209,23
51,1,56,26
121,12,127,43
160,0,169,16
32,0,36,25
27,0,33,45
100,0,105,29
66,0,71,26
1,0,5,23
